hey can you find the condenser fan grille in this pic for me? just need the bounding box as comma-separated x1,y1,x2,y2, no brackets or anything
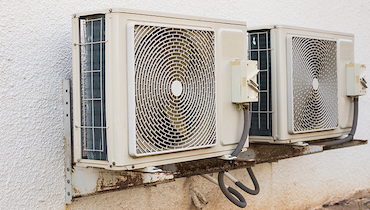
288,36,338,133
132,24,216,156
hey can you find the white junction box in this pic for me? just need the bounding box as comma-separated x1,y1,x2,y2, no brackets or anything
347,63,367,96
232,60,259,103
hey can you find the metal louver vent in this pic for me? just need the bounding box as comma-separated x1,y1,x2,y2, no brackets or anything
287,36,338,133
128,23,217,156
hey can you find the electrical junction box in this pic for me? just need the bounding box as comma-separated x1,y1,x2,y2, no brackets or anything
232,60,259,103
347,63,367,96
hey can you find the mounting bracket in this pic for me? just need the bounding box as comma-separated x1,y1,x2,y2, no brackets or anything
63,80,72,204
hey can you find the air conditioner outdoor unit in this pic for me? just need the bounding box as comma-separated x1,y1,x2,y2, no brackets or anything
247,25,357,144
72,8,252,170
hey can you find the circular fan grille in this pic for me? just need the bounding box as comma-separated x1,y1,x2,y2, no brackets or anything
134,24,216,155
291,37,338,133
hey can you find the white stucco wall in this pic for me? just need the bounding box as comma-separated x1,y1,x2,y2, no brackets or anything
0,0,369,209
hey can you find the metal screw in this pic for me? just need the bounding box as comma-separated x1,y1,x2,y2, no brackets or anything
77,159,80,162
131,165,135,169
73,14,76,18
67,192,71,196
112,162,116,166
66,167,70,172
109,8,112,13
67,180,70,184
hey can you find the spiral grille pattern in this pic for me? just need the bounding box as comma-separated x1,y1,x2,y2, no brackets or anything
290,36,338,133
133,24,216,155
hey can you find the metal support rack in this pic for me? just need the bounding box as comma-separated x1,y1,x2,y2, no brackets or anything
64,79,367,200
70,141,367,198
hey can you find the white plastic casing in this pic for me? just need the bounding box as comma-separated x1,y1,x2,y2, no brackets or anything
247,25,355,144
346,63,367,96
72,8,248,170
231,60,259,103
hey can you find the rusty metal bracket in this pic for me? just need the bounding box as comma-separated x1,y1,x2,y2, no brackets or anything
159,157,254,178
158,143,323,178
238,143,324,165
72,167,174,197
70,137,367,198
314,139,367,150
158,140,367,178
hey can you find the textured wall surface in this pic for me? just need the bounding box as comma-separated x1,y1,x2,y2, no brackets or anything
0,0,369,209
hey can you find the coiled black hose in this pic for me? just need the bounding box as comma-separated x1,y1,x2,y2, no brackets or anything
235,168,260,195
218,171,247,208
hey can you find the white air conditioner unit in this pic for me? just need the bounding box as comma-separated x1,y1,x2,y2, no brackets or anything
247,25,355,144
72,8,250,170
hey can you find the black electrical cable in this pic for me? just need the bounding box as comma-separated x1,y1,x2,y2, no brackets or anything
231,105,251,157
217,97,359,207
218,171,247,208
217,104,260,208
314,97,359,148
235,168,260,195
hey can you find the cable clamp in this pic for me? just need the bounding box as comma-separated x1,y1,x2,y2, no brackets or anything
219,155,237,160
